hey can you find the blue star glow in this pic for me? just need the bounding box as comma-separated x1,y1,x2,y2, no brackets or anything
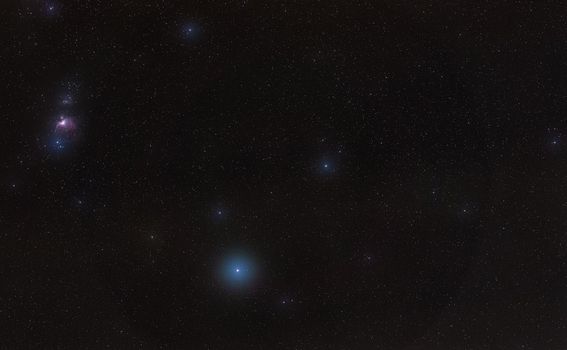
217,252,258,291
181,22,202,41
44,2,61,16
319,159,335,174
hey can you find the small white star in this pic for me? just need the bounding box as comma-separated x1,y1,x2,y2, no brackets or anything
235,268,240,273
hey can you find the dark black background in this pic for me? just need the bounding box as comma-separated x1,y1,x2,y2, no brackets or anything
2,0,567,348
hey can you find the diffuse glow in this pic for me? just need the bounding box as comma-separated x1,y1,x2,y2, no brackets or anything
217,252,258,291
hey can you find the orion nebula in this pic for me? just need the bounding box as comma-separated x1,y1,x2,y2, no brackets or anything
55,116,77,134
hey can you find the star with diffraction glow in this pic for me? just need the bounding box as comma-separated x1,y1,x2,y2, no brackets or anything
217,252,258,291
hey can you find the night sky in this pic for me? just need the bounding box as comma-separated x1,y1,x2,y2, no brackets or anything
2,1,567,349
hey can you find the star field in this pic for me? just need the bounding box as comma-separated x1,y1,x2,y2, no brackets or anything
2,1,567,349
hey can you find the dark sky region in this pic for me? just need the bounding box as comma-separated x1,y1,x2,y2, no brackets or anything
2,1,567,349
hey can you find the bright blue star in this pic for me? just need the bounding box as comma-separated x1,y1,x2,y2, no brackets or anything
181,23,201,41
218,253,257,290
212,207,227,221
320,159,335,174
45,2,60,16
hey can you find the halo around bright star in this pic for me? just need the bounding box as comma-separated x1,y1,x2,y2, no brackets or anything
319,159,335,174
44,2,61,16
212,206,227,221
217,252,257,291
181,22,201,41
